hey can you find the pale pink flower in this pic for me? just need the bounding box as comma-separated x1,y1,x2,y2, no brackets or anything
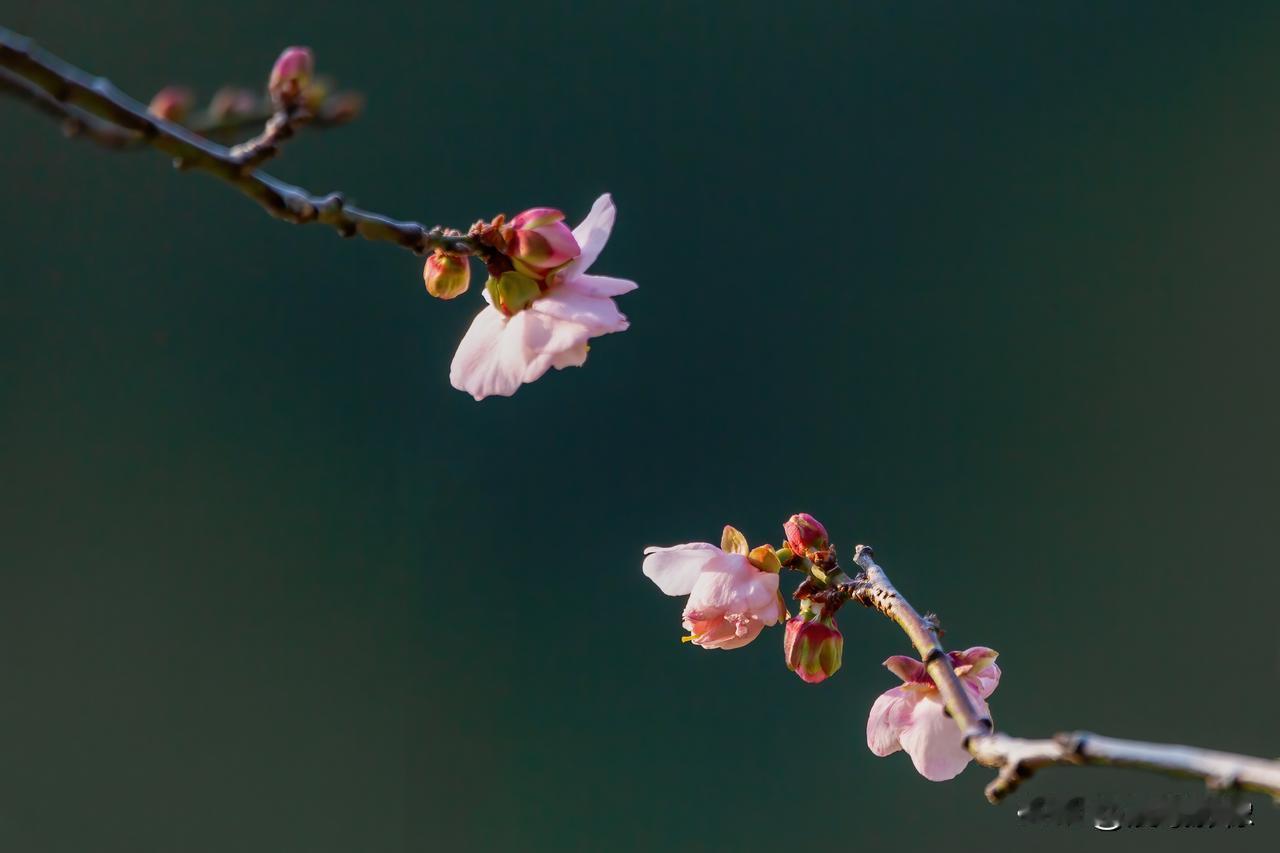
642,542,784,650
866,646,1001,781
449,193,637,400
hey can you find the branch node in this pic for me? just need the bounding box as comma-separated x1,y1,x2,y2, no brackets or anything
1054,730,1090,758
1207,772,1241,792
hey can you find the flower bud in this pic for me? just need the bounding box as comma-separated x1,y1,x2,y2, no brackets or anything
268,46,314,107
747,544,782,573
486,270,542,316
783,611,843,684
505,207,580,272
324,91,365,124
784,513,828,554
147,86,194,122
424,253,471,300
209,87,259,120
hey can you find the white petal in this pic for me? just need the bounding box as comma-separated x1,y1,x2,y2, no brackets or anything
564,193,616,277
551,342,589,370
531,289,628,335
519,309,593,355
566,274,638,298
642,543,720,596
448,307,529,401
518,351,556,385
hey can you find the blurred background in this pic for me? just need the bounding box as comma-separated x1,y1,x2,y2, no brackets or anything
2,1,1278,850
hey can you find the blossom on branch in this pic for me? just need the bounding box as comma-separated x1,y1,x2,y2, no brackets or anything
642,526,785,650
867,646,1001,781
449,194,637,401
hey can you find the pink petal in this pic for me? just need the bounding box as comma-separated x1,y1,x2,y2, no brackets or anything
883,655,928,684
953,647,1001,699
642,543,720,596
966,661,1001,700
706,615,766,650
867,686,917,756
551,342,589,370
565,193,615,277
449,307,528,400
685,553,774,614
953,646,999,670
565,273,638,298
687,618,734,649
898,695,973,781
530,289,628,335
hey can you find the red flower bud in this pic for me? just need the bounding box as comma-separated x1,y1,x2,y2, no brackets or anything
505,207,580,273
783,611,843,684
268,46,314,107
783,513,828,555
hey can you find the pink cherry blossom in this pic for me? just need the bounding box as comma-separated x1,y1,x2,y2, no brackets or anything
449,193,637,401
642,542,784,650
866,646,1001,781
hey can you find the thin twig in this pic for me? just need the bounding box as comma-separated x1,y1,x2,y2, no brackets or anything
837,545,1280,804
188,97,359,141
0,26,481,258
0,67,138,148
228,103,309,170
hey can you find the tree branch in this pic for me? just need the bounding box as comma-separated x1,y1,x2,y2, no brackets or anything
836,545,1280,804
0,26,481,258
0,66,138,148
187,94,361,141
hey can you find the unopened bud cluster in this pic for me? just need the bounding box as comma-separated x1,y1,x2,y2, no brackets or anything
146,45,362,134
439,206,585,315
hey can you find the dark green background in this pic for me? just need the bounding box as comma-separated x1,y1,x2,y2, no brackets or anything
2,1,1278,851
